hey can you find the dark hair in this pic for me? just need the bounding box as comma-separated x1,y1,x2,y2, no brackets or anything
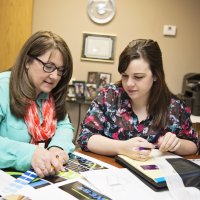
10,30,73,121
117,39,172,129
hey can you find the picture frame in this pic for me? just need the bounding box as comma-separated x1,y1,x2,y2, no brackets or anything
87,72,99,84
81,32,116,63
98,73,112,89
66,84,76,101
85,83,97,101
73,81,86,101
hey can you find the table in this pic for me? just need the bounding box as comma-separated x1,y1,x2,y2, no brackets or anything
76,148,200,168
76,149,200,199
76,148,123,168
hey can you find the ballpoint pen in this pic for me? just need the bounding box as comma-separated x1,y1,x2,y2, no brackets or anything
150,133,161,149
138,132,162,150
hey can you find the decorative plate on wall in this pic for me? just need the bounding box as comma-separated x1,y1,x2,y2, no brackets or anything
87,0,116,24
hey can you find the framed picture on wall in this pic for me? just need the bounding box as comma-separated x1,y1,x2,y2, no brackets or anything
87,72,99,84
85,83,97,101
81,32,116,63
73,81,86,101
98,73,112,89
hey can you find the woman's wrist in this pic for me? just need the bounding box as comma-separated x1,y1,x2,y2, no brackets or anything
174,139,197,155
47,146,63,151
116,140,128,155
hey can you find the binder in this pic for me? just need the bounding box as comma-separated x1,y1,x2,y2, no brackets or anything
115,155,167,191
116,154,200,192
166,158,200,190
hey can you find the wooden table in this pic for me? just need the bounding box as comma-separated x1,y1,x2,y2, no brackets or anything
76,148,123,168
76,148,200,167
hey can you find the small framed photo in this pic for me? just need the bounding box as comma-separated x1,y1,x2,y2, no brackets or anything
81,32,116,63
87,72,99,84
73,81,86,101
98,73,112,89
85,84,97,101
66,84,76,101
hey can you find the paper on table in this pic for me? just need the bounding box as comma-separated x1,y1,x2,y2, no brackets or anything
188,159,200,166
155,156,200,200
0,170,15,196
0,169,35,199
81,168,172,200
18,178,109,200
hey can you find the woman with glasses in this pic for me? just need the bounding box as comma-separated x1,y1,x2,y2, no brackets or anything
78,39,198,161
0,31,75,178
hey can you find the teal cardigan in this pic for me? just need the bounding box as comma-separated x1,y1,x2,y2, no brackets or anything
0,71,75,171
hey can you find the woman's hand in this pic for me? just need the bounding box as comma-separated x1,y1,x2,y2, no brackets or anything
48,147,69,172
31,147,56,178
157,132,181,153
31,146,67,178
119,137,155,161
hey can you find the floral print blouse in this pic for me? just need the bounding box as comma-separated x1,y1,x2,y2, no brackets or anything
78,84,198,151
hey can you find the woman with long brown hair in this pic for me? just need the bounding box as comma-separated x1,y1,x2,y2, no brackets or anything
78,39,198,160
0,31,75,178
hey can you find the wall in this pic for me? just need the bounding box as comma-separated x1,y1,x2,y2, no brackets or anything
32,0,200,95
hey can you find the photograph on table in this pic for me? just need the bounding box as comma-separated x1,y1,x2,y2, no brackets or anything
73,81,86,101
59,181,111,200
98,73,112,89
87,71,99,84
85,83,97,101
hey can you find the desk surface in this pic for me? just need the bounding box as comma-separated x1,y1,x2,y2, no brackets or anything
76,148,200,168
76,148,123,168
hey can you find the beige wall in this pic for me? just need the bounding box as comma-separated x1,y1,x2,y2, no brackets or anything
32,0,200,94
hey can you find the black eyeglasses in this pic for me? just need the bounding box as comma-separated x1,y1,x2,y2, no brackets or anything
28,55,66,76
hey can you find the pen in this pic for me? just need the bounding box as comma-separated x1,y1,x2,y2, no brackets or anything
138,131,167,151
149,133,161,144
138,146,159,151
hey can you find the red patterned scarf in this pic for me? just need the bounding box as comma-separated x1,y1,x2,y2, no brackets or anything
24,95,57,144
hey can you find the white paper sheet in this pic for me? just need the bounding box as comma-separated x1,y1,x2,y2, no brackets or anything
0,170,34,199
189,159,200,166
18,178,108,200
0,170,15,196
81,168,172,200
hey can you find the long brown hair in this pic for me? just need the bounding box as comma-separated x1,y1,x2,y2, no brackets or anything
10,31,73,121
117,39,173,129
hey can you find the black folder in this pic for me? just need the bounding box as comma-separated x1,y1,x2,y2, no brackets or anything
166,158,200,190
116,155,200,192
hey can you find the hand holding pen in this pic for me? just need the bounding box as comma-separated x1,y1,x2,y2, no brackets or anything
147,131,181,153
31,146,67,178
119,137,155,161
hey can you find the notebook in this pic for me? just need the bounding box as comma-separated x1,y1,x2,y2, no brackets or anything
116,154,167,191
116,151,200,192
